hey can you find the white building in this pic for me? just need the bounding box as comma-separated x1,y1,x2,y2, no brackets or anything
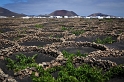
22,16,31,19
64,16,69,18
105,16,111,18
77,16,82,18
97,16,104,19
56,16,63,18
49,16,54,18
85,16,91,19
0,16,7,18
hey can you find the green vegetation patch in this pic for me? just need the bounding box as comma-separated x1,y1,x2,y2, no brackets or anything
56,64,106,82
61,26,68,31
35,24,44,28
105,65,124,78
5,53,38,72
5,52,124,82
32,63,106,82
94,36,115,44
62,50,88,58
61,26,85,36
71,30,85,36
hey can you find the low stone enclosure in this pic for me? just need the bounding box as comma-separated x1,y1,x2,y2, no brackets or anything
0,40,124,81
0,18,124,82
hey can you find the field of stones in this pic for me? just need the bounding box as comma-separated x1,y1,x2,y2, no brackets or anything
0,18,124,82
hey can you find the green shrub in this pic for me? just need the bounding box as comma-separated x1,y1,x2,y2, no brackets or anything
105,65,124,78
35,24,43,28
61,26,74,31
57,64,106,82
62,50,88,58
95,36,115,44
61,26,68,31
71,30,85,36
5,54,38,72
5,52,124,82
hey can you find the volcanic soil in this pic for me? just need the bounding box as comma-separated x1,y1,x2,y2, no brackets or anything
0,18,124,82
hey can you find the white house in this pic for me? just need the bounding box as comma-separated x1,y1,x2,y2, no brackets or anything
98,16,104,19
85,16,91,19
56,16,63,18
40,17,47,18
49,16,63,18
64,16,69,18
106,16,110,18
76,16,82,18
0,16,7,18
49,16,54,18
12,16,15,17
22,16,31,19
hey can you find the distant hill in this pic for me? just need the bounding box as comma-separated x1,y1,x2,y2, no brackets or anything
88,13,110,17
49,10,78,16
0,7,25,17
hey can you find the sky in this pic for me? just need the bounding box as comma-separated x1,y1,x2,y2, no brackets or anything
0,0,124,16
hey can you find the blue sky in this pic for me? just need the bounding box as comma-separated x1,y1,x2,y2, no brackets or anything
0,0,124,16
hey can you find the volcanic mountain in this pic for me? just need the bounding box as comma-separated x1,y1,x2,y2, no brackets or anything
49,10,78,16
88,13,110,17
0,7,25,17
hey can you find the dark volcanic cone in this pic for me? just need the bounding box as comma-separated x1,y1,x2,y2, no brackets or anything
49,10,78,16
0,7,25,17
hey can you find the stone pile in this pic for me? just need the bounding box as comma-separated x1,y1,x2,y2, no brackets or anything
34,31,67,37
45,41,108,51
0,44,63,60
88,49,124,57
16,35,63,43
14,67,38,79
73,57,117,71
79,31,119,40
117,32,124,42
3,31,27,40
0,39,16,49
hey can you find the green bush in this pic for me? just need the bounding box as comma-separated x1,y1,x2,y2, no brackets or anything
5,53,38,72
35,24,43,28
62,50,88,58
56,63,106,82
105,65,124,78
95,36,115,44
5,52,124,82
61,26,68,31
71,30,85,36
61,26,74,31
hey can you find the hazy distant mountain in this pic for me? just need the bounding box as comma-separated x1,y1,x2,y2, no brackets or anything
49,10,78,16
0,7,25,17
88,13,110,17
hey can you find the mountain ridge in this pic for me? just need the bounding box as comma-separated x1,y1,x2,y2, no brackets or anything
88,13,112,17
49,10,78,16
0,7,25,17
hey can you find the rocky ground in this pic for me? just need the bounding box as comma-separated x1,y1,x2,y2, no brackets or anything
0,18,124,82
